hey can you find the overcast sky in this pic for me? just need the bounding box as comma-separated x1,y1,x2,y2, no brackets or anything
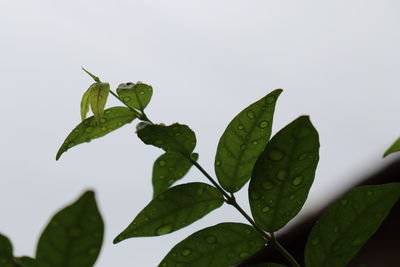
1,1,400,266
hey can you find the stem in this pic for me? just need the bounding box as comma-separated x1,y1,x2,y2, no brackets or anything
271,234,301,267
109,90,146,120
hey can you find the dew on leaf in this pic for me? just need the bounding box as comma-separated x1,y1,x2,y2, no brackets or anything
205,235,217,244
262,181,274,190
101,126,108,131
276,170,287,181
268,149,284,161
240,144,247,151
262,206,271,213
181,249,191,256
85,127,93,133
156,224,173,235
239,252,250,259
247,110,255,119
252,140,259,145
292,176,303,186
123,97,131,102
258,120,269,129
158,194,166,201
215,160,221,166
237,124,244,130
298,153,307,160
289,194,295,200
159,160,166,167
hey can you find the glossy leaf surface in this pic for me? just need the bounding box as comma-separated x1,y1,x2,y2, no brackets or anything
117,82,153,111
249,116,319,232
383,137,400,157
152,152,198,197
80,87,91,121
114,182,223,243
137,123,196,156
159,223,265,267
89,82,110,123
36,191,104,267
56,107,137,160
305,183,400,267
215,89,282,193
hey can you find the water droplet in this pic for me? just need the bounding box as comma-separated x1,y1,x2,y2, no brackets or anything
340,199,348,206
139,91,145,95
262,181,274,190
205,235,217,244
159,175,165,179
101,126,108,132
311,237,320,245
117,121,123,126
262,206,271,213
268,149,284,161
239,252,250,258
276,170,287,181
85,127,93,133
123,97,131,102
182,249,191,256
105,109,112,114
259,120,269,129
292,176,303,186
136,122,151,131
159,160,166,167
158,194,166,201
351,237,362,246
74,128,79,133
298,153,307,160
289,194,295,200
252,140,259,145
156,224,173,235
266,96,275,104
238,124,244,130
161,263,167,267
240,144,247,151
68,226,81,237
247,110,255,119
215,160,221,166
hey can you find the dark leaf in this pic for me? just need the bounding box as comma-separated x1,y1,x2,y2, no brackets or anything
0,233,14,267
114,182,223,243
56,106,137,160
305,183,400,267
152,152,198,197
249,116,319,232
35,191,104,267
159,223,266,267
215,89,282,193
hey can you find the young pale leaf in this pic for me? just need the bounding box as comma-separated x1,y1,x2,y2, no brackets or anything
113,182,223,243
249,116,319,232
80,87,91,121
159,223,266,267
89,82,110,123
152,152,199,197
117,82,153,111
305,183,400,267
215,89,282,193
36,191,104,267
383,137,400,157
137,123,196,156
56,106,137,160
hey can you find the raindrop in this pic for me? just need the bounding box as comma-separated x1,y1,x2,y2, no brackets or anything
139,91,145,95
161,263,167,267
85,127,93,133
292,176,303,186
247,110,255,119
276,170,287,181
239,252,250,259
136,122,150,131
268,149,284,161
159,160,166,167
123,97,131,102
258,120,269,129
262,181,274,190
289,194,295,200
158,194,166,201
74,128,79,133
240,144,247,151
156,224,173,235
117,122,123,126
101,126,108,132
237,124,244,130
252,140,259,145
105,109,112,114
298,153,307,161
311,237,320,245
205,235,217,244
181,249,191,256
215,160,221,166
159,175,165,180
262,206,271,213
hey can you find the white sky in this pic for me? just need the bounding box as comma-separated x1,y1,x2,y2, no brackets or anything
1,1,399,266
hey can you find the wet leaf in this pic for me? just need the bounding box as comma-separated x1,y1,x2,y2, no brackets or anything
305,183,400,267
152,152,199,197
215,89,282,193
89,82,110,123
137,123,196,156
248,263,287,267
80,87,91,121
383,137,400,157
114,183,223,243
159,223,265,267
14,257,35,267
36,191,104,267
117,82,153,111
56,106,137,160
249,116,319,232
0,233,14,266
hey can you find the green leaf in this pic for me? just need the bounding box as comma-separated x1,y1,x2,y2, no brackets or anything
152,152,199,197
56,106,137,160
36,190,104,267
14,257,35,267
305,183,400,267
248,264,287,267
113,182,223,243
249,116,319,232
117,82,153,111
0,233,14,266
383,137,400,157
215,89,282,193
159,223,266,267
137,123,196,156
80,87,91,121
89,82,110,123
